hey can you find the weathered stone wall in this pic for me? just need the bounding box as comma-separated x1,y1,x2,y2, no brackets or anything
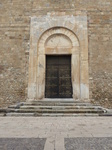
0,0,112,108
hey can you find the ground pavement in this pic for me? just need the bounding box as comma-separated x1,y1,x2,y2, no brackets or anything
0,117,112,150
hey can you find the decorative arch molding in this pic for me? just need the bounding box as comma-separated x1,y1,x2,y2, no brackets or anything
38,27,80,47
28,14,89,101
38,27,79,54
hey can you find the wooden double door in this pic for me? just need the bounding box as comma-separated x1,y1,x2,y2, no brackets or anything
45,55,72,98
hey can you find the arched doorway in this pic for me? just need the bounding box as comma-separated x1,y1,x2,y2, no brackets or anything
28,15,89,101
36,27,80,99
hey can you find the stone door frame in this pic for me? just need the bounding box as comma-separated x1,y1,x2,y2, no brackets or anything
28,13,89,101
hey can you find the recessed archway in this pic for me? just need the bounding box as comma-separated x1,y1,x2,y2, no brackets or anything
36,27,80,99
28,15,89,101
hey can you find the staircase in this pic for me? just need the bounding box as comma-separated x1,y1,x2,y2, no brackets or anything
0,99,108,117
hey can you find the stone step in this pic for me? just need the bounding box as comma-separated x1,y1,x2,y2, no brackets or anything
99,109,112,116
0,113,5,117
20,105,103,110
37,113,99,117
29,99,77,103
6,108,104,113
0,108,7,113
26,100,90,103
1,100,108,117
100,113,112,116
8,103,24,109
6,112,99,117
9,104,101,111
24,102,92,107
6,113,34,117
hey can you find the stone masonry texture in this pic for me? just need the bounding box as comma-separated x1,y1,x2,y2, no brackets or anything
0,0,112,108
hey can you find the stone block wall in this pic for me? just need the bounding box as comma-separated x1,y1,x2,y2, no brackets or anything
0,0,112,108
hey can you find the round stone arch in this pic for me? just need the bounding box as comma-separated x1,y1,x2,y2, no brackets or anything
36,27,80,99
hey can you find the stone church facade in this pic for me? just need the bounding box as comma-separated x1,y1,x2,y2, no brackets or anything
0,0,112,108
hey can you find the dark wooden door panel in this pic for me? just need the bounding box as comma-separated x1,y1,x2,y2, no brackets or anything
46,78,58,86
59,69,71,77
46,69,58,78
45,55,72,98
59,78,71,86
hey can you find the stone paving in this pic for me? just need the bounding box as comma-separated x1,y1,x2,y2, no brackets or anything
65,138,112,150
0,117,112,150
0,138,46,150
